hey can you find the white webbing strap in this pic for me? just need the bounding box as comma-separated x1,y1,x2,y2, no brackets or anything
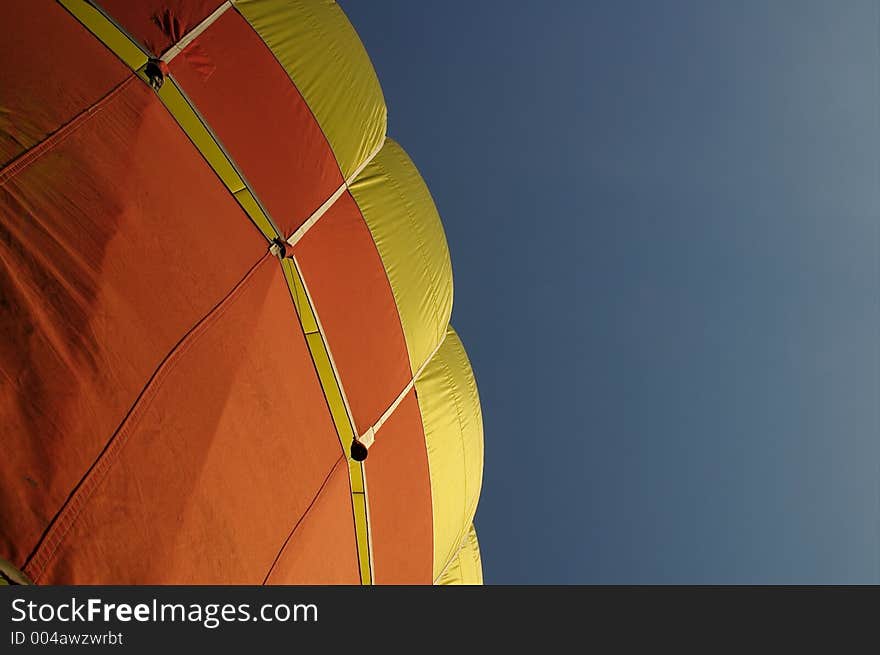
160,1,232,63
359,329,449,449
152,0,385,260
285,137,386,249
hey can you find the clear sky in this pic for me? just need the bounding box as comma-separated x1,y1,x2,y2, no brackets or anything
340,0,880,584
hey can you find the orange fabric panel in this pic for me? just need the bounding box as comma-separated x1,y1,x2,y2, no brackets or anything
0,79,266,568
294,192,411,434
365,391,433,584
265,457,360,585
0,0,130,167
170,9,342,236
26,260,346,584
96,0,226,57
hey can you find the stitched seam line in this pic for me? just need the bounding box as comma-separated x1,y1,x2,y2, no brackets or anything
0,76,135,187
24,253,270,582
261,455,346,585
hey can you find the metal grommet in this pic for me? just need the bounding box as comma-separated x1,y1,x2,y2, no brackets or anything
270,237,288,259
144,59,166,91
350,440,368,462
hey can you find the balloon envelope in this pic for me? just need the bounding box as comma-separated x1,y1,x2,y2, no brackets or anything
0,0,483,586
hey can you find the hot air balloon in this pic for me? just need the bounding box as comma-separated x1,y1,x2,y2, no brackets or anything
0,0,483,585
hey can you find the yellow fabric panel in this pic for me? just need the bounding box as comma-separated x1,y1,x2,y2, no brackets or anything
233,0,386,180
415,327,484,580
350,139,453,374
436,524,483,585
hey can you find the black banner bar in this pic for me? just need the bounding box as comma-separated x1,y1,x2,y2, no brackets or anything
2,585,876,651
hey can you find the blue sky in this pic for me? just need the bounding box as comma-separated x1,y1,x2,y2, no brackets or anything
340,0,880,583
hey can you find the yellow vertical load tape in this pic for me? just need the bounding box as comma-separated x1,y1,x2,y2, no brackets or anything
232,189,281,241
414,327,484,580
280,259,319,334
60,1,281,243
58,0,148,70
304,332,354,449
349,139,453,374
151,80,247,195
436,524,483,585
61,0,380,583
350,488,372,584
279,259,373,583
233,0,387,180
